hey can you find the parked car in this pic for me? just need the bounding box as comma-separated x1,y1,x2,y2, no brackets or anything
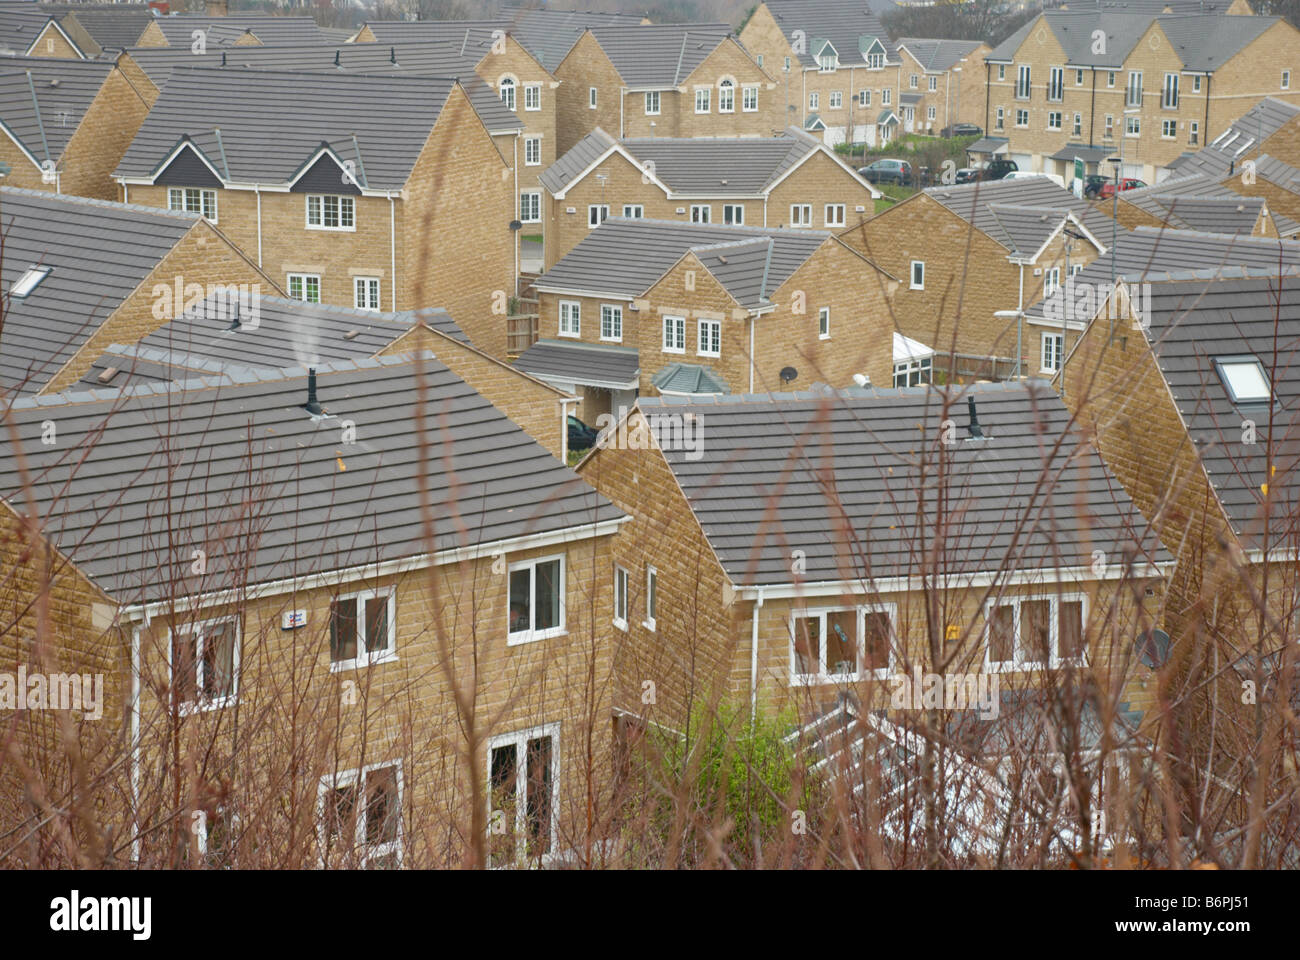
858,158,913,185
1003,170,1066,188
954,166,980,184
1097,177,1148,199
568,414,599,451
981,158,1019,181
1082,174,1109,199
941,122,983,138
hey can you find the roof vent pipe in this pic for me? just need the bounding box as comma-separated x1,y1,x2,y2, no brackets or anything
304,368,323,416
966,395,984,439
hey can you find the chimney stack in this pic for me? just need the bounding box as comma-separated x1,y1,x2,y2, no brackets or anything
304,368,323,416
966,395,984,439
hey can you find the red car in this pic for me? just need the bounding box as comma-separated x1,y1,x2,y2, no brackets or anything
1097,177,1147,199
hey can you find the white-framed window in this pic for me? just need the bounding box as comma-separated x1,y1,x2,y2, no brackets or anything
600,303,622,341
318,761,403,869
1075,68,1084,86
859,88,871,107
354,276,380,311
722,203,744,225
829,91,842,109
1214,356,1272,404
524,83,541,111
588,204,609,228
997,64,1006,81
909,73,918,89
622,204,643,218
1015,108,1029,128
809,91,820,110
697,318,721,357
644,566,657,631
1041,332,1064,373
824,203,845,228
784,56,791,73
520,190,541,223
1047,111,1062,131
928,75,938,92
1107,71,1116,88
524,136,541,166
287,273,321,303
985,594,1087,670
499,76,517,110
1126,71,1142,107
167,186,217,222
645,90,660,115
928,105,936,121
1161,119,1176,139
695,87,710,113
306,194,355,230
1043,266,1061,298
742,85,758,111
757,54,764,68
1125,115,1140,137
1072,112,1081,136
818,306,830,338
169,617,239,715
558,300,580,337
589,86,597,109
1192,75,1202,92
663,315,685,353
329,587,396,669
1048,65,1063,102
995,105,1004,130
893,355,932,387
690,204,711,223
508,555,565,644
613,565,629,630
910,260,924,290
1283,70,1291,90
867,51,883,70
881,87,891,105
1104,114,1114,138
790,605,895,683
488,723,559,866
790,203,812,227
1016,64,1030,100
819,52,838,73
1162,72,1178,110
718,78,734,112
1189,121,1199,145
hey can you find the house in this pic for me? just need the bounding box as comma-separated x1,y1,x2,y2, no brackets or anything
1027,225,1300,372
1165,95,1300,179
24,4,156,59
133,14,327,49
553,23,781,154
575,380,1169,738
520,216,900,421
0,352,629,867
983,11,1300,184
74,293,578,461
1108,179,1297,237
112,66,517,351
738,0,901,147
837,177,1115,378
0,186,268,397
0,57,152,199
893,37,990,135
349,23,559,222
535,125,880,267
1060,271,1299,745
0,1,64,57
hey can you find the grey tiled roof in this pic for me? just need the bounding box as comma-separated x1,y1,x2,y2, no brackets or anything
988,11,1276,69
0,1,57,55
763,0,892,69
924,178,1115,255
1168,98,1300,179
967,136,1008,155
0,355,623,604
637,381,1168,586
0,186,198,396
0,57,114,166
121,43,521,133
583,23,735,88
149,15,327,47
507,7,646,70
535,217,827,304
651,362,728,395
895,37,984,73
64,8,155,52
1140,274,1300,545
1146,196,1269,236
514,339,640,389
115,67,462,189
539,127,828,196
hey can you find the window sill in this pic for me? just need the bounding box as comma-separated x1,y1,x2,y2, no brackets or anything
177,695,238,717
599,337,623,344
643,620,656,632
330,652,398,673
819,333,831,340
613,617,628,632
507,628,566,647
558,330,581,339
697,352,721,359
306,225,357,233
662,346,685,354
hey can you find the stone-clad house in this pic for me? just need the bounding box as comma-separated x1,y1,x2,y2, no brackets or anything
133,14,328,49
535,125,879,267
112,66,517,353
519,216,900,421
24,5,155,59
982,10,1300,184
553,23,782,154
893,37,990,136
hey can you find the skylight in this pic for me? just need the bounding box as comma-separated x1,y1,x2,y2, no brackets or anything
1215,357,1271,404
10,265,51,299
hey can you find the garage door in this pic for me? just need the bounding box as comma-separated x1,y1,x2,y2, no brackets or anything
1010,153,1033,173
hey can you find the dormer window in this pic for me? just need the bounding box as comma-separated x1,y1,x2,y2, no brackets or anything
867,51,883,70
10,265,51,299
818,53,837,73
1215,356,1271,405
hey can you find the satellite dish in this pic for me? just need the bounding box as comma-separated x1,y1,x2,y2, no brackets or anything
1135,629,1171,669
779,366,798,383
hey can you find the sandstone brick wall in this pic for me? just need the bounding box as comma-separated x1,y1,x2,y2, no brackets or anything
60,68,155,200
555,32,624,154
29,22,82,58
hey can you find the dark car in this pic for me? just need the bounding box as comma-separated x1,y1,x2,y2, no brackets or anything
981,158,1019,181
1082,174,1109,199
568,414,599,451
857,158,913,185
954,166,980,184
941,122,983,138
1097,177,1147,199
